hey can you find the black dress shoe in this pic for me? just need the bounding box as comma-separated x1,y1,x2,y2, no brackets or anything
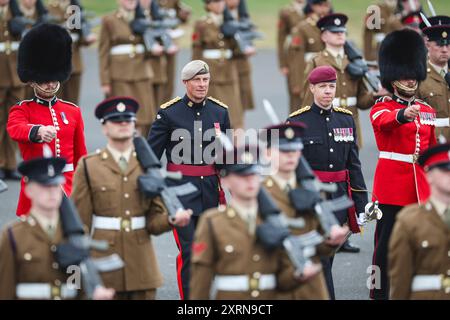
6,169,22,181
0,169,5,180
338,240,360,253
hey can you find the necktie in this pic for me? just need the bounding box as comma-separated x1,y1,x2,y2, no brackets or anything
444,207,450,229
47,225,55,240
336,54,343,68
118,156,128,172
247,212,256,235
441,69,447,79
284,183,292,194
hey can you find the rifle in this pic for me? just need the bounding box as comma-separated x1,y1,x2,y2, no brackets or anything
288,157,354,237
344,41,381,93
130,3,179,54
55,195,124,299
0,179,7,193
256,187,323,277
133,136,197,221
221,0,263,53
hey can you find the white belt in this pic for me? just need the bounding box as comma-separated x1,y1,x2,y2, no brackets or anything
62,163,74,173
0,41,20,52
333,97,357,108
374,33,386,43
16,283,78,300
214,274,276,291
70,33,80,43
304,52,316,63
92,215,146,231
202,49,232,60
110,44,145,56
411,275,450,292
379,151,417,164
435,118,450,128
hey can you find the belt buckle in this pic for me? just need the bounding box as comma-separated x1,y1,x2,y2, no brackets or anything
5,41,11,54
412,154,419,163
51,285,61,300
130,45,136,58
442,276,450,290
340,98,348,108
249,277,259,291
121,218,131,232
220,49,226,60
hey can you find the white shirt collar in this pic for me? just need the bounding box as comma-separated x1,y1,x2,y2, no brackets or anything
106,144,133,165
31,210,59,234
326,47,345,59
429,61,448,77
208,12,224,26
271,173,297,192
429,196,449,220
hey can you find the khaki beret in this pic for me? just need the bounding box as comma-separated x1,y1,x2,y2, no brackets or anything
181,60,210,81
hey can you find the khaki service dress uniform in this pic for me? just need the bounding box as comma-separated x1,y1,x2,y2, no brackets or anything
71,147,173,300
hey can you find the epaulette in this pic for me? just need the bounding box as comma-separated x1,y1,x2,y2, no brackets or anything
207,97,228,109
17,99,33,106
160,96,181,109
289,106,310,118
59,99,79,108
415,99,431,108
333,107,353,115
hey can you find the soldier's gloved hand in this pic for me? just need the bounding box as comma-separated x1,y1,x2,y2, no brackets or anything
93,286,115,300
170,209,193,227
295,262,322,283
244,46,256,57
357,212,368,226
404,104,421,121
85,33,97,45
325,225,349,247
102,85,111,97
151,43,164,56
166,44,179,55
280,67,289,76
37,125,57,143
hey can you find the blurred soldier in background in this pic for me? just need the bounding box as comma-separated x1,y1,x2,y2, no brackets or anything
47,0,97,105
0,0,25,180
157,0,191,101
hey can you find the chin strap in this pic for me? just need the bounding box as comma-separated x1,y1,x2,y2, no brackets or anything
392,80,418,97
31,81,61,96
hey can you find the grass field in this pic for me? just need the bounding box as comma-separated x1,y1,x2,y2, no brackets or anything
69,0,450,48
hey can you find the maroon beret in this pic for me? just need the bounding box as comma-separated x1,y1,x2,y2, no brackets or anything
307,66,337,84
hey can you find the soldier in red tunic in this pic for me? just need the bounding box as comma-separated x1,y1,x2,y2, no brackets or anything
7,23,87,216
369,29,437,300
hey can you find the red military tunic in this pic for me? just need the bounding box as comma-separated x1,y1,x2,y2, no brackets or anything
370,95,437,206
7,96,87,215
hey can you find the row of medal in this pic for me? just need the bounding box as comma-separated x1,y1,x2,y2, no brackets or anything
333,128,354,142
418,112,436,126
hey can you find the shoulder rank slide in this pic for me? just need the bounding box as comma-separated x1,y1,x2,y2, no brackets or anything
333,107,353,115
207,97,228,109
289,106,311,118
160,96,182,109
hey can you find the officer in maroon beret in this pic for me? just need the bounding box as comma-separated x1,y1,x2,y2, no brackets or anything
288,65,368,299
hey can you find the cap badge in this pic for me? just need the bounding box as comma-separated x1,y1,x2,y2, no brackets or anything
241,152,254,164
334,18,341,26
48,164,55,177
116,102,126,113
284,127,295,140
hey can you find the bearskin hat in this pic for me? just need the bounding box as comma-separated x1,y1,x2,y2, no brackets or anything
17,23,72,83
378,28,427,93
